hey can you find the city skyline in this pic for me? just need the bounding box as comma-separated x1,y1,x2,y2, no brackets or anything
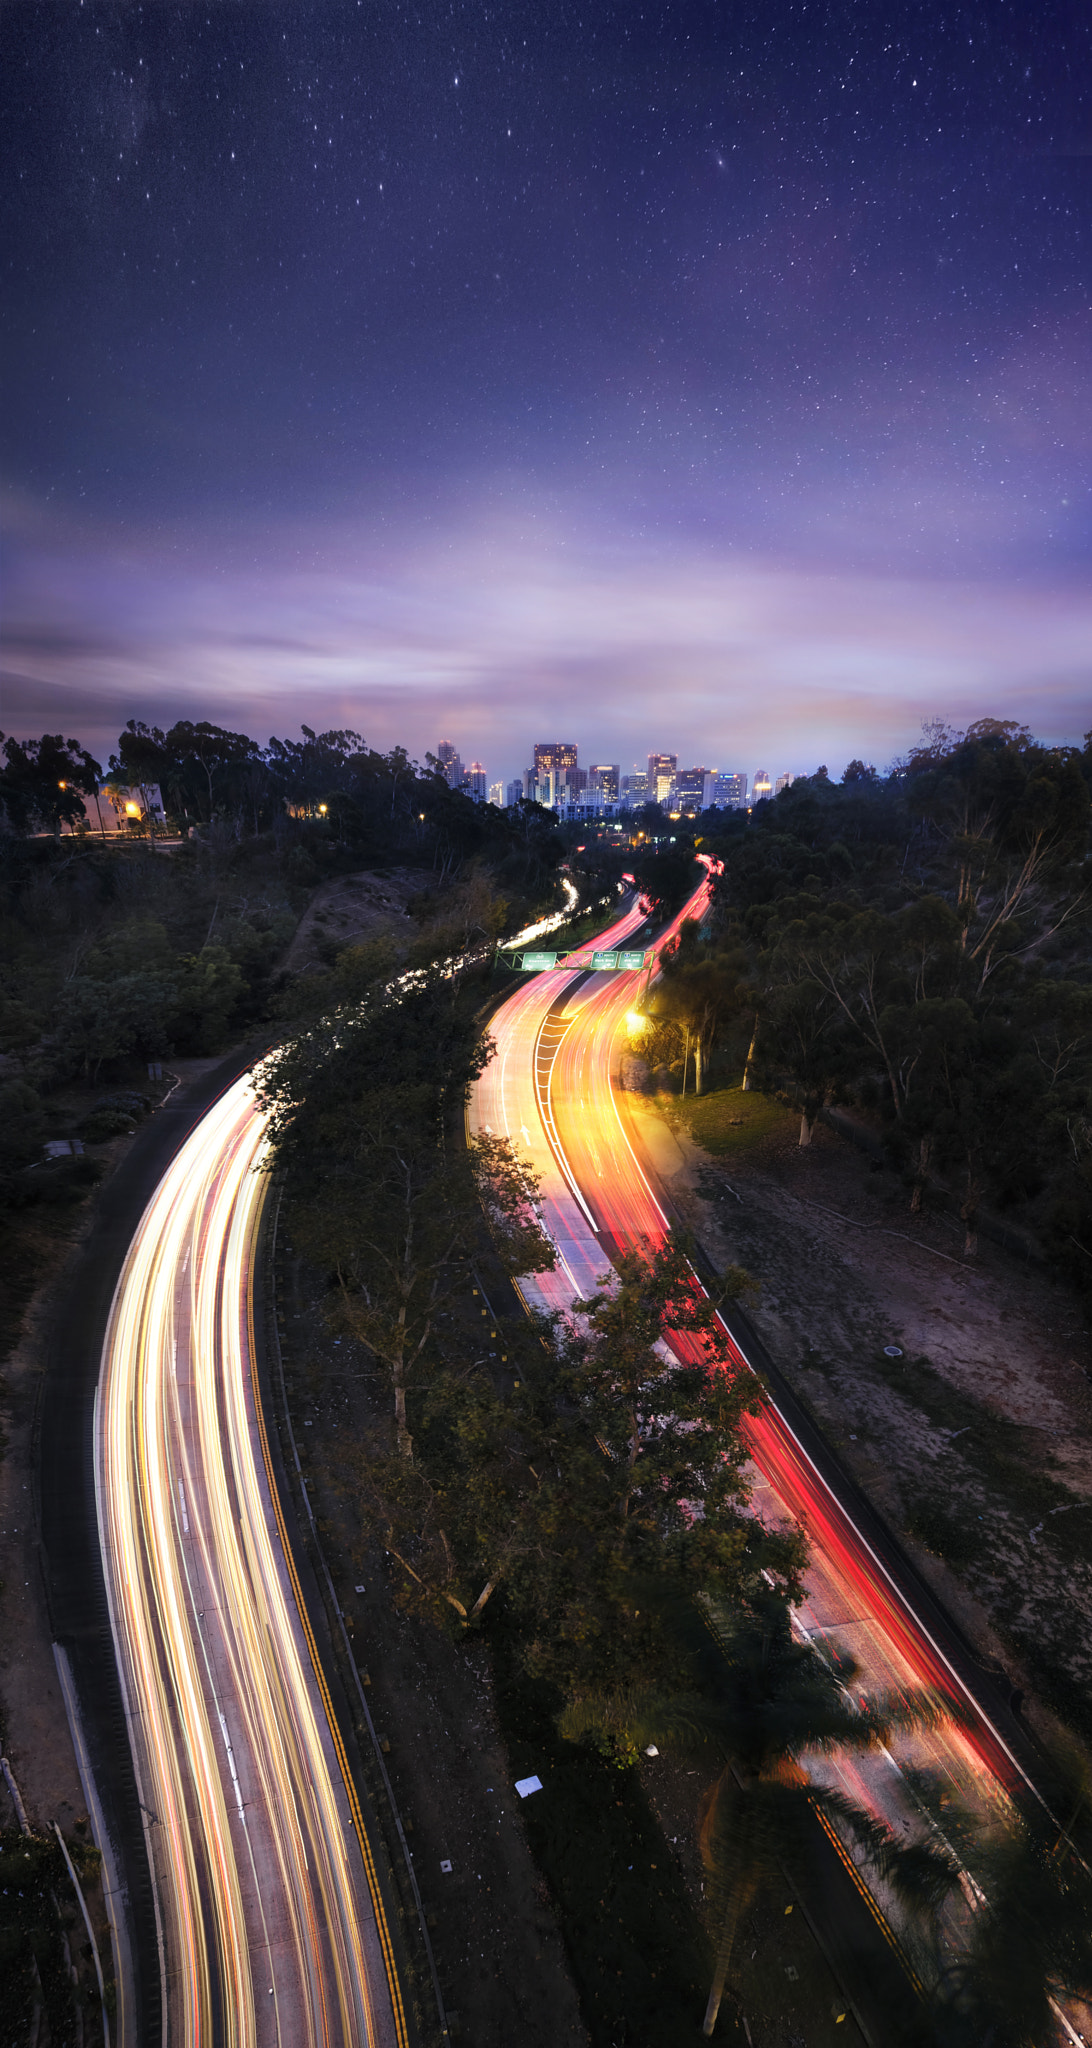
429,732,794,811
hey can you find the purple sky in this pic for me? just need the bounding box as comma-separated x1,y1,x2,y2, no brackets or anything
4,4,1091,783
6,493,1089,784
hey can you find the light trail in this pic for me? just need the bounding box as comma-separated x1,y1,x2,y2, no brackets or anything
97,1072,404,2046
470,867,1048,1993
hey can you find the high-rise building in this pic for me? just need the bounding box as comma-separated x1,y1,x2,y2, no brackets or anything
436,739,464,789
465,761,487,801
621,771,649,805
674,766,713,812
534,742,578,778
588,762,620,801
647,751,677,786
488,781,505,807
752,769,772,802
774,773,794,795
711,772,747,808
506,778,524,808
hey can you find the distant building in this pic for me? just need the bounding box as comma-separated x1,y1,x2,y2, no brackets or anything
534,742,578,778
711,771,747,809
674,765,713,812
97,781,166,832
523,743,577,807
489,781,505,807
620,771,649,805
464,761,487,801
774,772,794,795
437,739,464,789
588,762,620,802
752,769,772,803
506,778,524,808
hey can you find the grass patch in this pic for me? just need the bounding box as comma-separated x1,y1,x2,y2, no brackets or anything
905,1497,988,1569
880,1352,1072,1530
663,1083,792,1160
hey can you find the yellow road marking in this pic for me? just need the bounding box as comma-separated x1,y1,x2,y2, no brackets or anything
813,1808,925,1999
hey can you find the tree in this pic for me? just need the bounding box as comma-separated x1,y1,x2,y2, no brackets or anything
904,725,1091,988
161,720,263,823
50,970,179,1080
634,841,700,921
258,972,555,1456
651,922,748,1096
932,1741,1092,2046
0,734,102,835
563,1591,958,2037
517,1238,799,1698
755,970,848,1144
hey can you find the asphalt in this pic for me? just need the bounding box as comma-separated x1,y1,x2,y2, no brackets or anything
37,1037,278,2048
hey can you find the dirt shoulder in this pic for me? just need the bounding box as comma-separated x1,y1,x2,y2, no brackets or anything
280,865,420,974
638,1082,1092,1749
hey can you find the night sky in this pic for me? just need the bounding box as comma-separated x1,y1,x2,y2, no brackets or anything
3,2,1091,783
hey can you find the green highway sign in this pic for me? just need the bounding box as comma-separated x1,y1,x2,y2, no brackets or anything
519,946,648,973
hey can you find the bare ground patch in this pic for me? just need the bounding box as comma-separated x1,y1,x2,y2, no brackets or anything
280,866,420,974
644,1084,1092,1747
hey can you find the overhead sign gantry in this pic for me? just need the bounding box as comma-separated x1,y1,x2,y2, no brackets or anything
516,948,648,973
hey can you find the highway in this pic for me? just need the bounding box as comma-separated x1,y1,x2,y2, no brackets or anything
96,1072,405,2048
470,871,1064,2014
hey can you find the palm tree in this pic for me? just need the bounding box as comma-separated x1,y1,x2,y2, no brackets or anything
562,1589,958,2036
931,1737,1092,2047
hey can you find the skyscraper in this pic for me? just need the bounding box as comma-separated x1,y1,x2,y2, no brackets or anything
674,766,712,811
534,742,578,778
488,781,505,807
752,769,772,802
465,761,487,800
588,762,620,801
436,739,464,789
711,772,748,809
774,773,794,795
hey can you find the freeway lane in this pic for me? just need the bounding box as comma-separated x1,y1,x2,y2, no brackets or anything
97,1072,404,2048
553,942,1030,1794
470,871,1069,2025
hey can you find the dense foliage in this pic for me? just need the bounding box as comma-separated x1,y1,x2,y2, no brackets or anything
640,721,1092,1305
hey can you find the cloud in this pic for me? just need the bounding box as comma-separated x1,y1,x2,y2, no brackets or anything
4,499,1091,780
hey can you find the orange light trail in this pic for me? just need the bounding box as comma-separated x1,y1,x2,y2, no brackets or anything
97,1072,404,2045
472,870,1035,1842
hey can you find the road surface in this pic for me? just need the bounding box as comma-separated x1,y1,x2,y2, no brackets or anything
97,1073,406,2048
469,871,1070,2018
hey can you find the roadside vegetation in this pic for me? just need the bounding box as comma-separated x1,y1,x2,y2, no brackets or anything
0,721,573,1358
635,719,1092,1325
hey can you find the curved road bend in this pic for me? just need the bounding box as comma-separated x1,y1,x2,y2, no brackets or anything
471,873,1062,2018
97,1070,405,2048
